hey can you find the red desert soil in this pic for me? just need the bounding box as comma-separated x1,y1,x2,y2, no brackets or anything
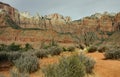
0,52,120,77
87,52,120,77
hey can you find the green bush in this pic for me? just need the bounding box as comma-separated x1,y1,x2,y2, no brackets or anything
79,53,96,74
67,46,75,52
0,52,21,62
13,55,39,73
42,54,95,77
0,52,9,61
104,49,120,59
110,45,120,49
42,55,86,77
62,47,67,51
23,43,33,51
8,43,21,51
62,46,75,52
0,44,7,51
98,46,108,53
8,52,21,62
87,46,97,53
34,49,48,58
76,44,85,49
48,46,62,56
0,43,34,52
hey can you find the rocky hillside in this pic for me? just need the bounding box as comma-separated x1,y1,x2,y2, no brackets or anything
105,31,120,45
0,2,71,29
0,1,120,32
0,2,20,25
0,1,120,48
73,12,120,32
19,12,72,30
0,9,20,29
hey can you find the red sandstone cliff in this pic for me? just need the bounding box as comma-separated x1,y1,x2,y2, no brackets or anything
19,12,72,30
0,2,20,24
0,2,120,47
73,12,120,32
0,1,120,32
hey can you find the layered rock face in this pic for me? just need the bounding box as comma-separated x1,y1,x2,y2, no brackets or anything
46,13,71,25
99,15,114,32
0,2,20,25
1,1,119,33
0,1,120,32
19,12,48,29
19,12,72,30
45,13,72,32
0,10,7,27
114,13,120,31
0,1,120,47
73,12,119,32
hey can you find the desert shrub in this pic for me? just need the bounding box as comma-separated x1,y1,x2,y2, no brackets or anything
84,58,95,73
49,39,58,47
42,54,95,77
0,43,34,52
0,43,22,52
42,55,86,77
0,52,21,62
34,49,49,58
104,49,120,59
62,46,75,52
75,44,85,49
10,69,29,77
0,52,9,61
62,47,68,51
0,44,7,51
13,55,39,73
48,46,62,56
41,40,58,49
106,31,114,36
23,43,33,51
98,46,109,53
67,46,75,52
74,31,98,48
8,43,21,51
79,53,96,74
111,45,120,49
8,52,21,62
87,46,97,53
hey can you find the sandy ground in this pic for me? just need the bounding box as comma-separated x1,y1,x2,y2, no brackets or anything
0,52,120,77
87,52,120,77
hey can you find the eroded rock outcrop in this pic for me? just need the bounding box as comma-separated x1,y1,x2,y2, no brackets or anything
46,13,71,25
99,13,114,32
73,12,117,32
0,2,20,25
19,12,46,28
114,12,120,31
0,2,120,47
19,13,72,29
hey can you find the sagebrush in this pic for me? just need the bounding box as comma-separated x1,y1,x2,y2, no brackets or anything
104,49,120,59
42,53,95,77
13,54,39,73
